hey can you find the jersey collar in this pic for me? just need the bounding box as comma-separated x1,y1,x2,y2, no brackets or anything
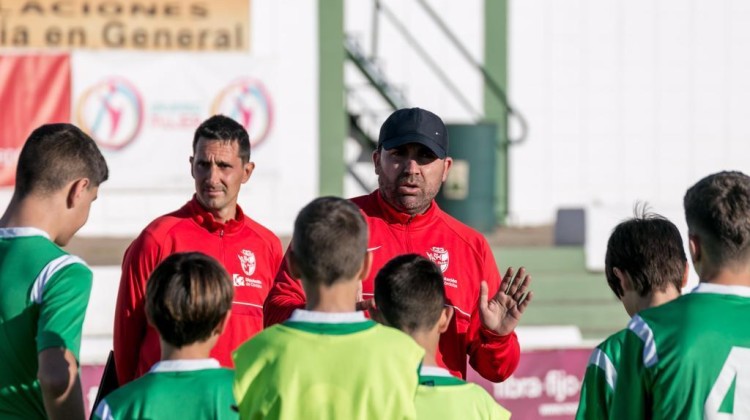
187,195,245,235
0,227,50,239
149,358,221,373
288,309,367,324
692,283,750,297
419,365,465,386
373,190,439,229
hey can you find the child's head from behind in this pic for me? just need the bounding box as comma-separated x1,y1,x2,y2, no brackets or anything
374,254,452,336
605,208,687,316
290,196,369,287
146,252,234,348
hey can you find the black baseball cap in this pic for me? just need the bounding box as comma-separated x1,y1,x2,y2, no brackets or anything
378,108,448,159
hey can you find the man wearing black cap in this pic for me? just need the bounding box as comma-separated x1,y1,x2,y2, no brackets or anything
265,108,531,382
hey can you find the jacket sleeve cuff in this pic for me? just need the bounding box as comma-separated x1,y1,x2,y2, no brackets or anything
480,326,515,342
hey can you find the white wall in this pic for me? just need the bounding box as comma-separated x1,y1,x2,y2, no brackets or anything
509,0,750,226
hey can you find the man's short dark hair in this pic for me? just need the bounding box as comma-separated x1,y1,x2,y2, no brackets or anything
14,123,109,199
374,254,445,334
684,171,750,268
192,115,250,162
292,196,368,286
605,209,686,298
145,252,234,348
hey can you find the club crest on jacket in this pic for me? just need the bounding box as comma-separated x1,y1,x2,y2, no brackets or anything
426,247,449,273
238,249,256,276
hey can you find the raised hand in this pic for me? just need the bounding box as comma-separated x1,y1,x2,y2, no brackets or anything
479,267,533,336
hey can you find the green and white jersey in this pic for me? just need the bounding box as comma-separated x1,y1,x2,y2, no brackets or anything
94,359,237,420
611,284,750,419
233,310,424,420
416,366,511,420
0,227,92,420
575,329,627,420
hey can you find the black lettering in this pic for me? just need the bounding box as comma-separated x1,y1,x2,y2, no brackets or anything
51,1,75,16
102,21,124,47
132,27,147,48
13,26,29,46
215,30,229,49
177,29,191,48
191,3,208,18
153,28,171,48
163,3,179,17
67,26,85,46
131,3,157,17
45,26,61,45
20,1,44,15
98,1,123,17
197,29,208,49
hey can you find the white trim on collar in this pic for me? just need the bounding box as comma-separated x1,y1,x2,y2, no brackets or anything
0,227,50,239
288,309,366,324
692,283,750,298
419,366,454,378
148,358,220,373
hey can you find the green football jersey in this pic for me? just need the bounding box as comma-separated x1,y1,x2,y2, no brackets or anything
416,366,511,420
94,359,237,420
611,284,750,419
0,227,92,420
233,310,424,420
575,329,627,420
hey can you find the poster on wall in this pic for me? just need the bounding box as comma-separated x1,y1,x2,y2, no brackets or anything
0,54,71,186
71,51,317,235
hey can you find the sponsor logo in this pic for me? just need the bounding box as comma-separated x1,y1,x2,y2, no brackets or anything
232,274,263,289
444,277,458,288
238,249,256,276
211,78,274,147
426,247,449,273
75,77,144,150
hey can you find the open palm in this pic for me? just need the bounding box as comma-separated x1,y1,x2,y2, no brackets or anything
479,267,533,336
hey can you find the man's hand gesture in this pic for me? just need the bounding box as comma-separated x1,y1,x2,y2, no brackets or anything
479,267,533,336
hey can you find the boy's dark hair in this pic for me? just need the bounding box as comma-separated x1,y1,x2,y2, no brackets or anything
145,252,234,348
684,171,750,268
605,207,686,298
15,123,109,199
292,196,368,286
374,254,446,334
192,115,250,163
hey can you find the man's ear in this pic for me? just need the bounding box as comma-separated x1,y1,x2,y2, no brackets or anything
681,261,690,288
286,248,301,279
189,156,195,179
372,150,381,175
241,161,255,184
358,251,374,281
438,306,454,334
613,267,632,294
66,178,90,209
441,157,453,183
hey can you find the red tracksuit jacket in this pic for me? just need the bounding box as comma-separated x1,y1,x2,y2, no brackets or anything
264,191,520,382
114,197,283,384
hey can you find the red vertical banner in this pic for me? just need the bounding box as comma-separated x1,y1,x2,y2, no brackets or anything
0,54,71,187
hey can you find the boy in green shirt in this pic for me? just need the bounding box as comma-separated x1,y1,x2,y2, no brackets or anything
0,124,108,420
374,254,512,420
612,172,750,419
576,210,687,419
94,252,237,420
233,197,424,420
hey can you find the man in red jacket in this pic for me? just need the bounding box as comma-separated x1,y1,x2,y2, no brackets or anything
114,115,283,385
264,108,533,382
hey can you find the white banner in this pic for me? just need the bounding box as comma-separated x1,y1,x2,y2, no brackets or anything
70,50,318,236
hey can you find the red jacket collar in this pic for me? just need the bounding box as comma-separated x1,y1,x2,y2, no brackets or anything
372,190,439,229
187,195,245,234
